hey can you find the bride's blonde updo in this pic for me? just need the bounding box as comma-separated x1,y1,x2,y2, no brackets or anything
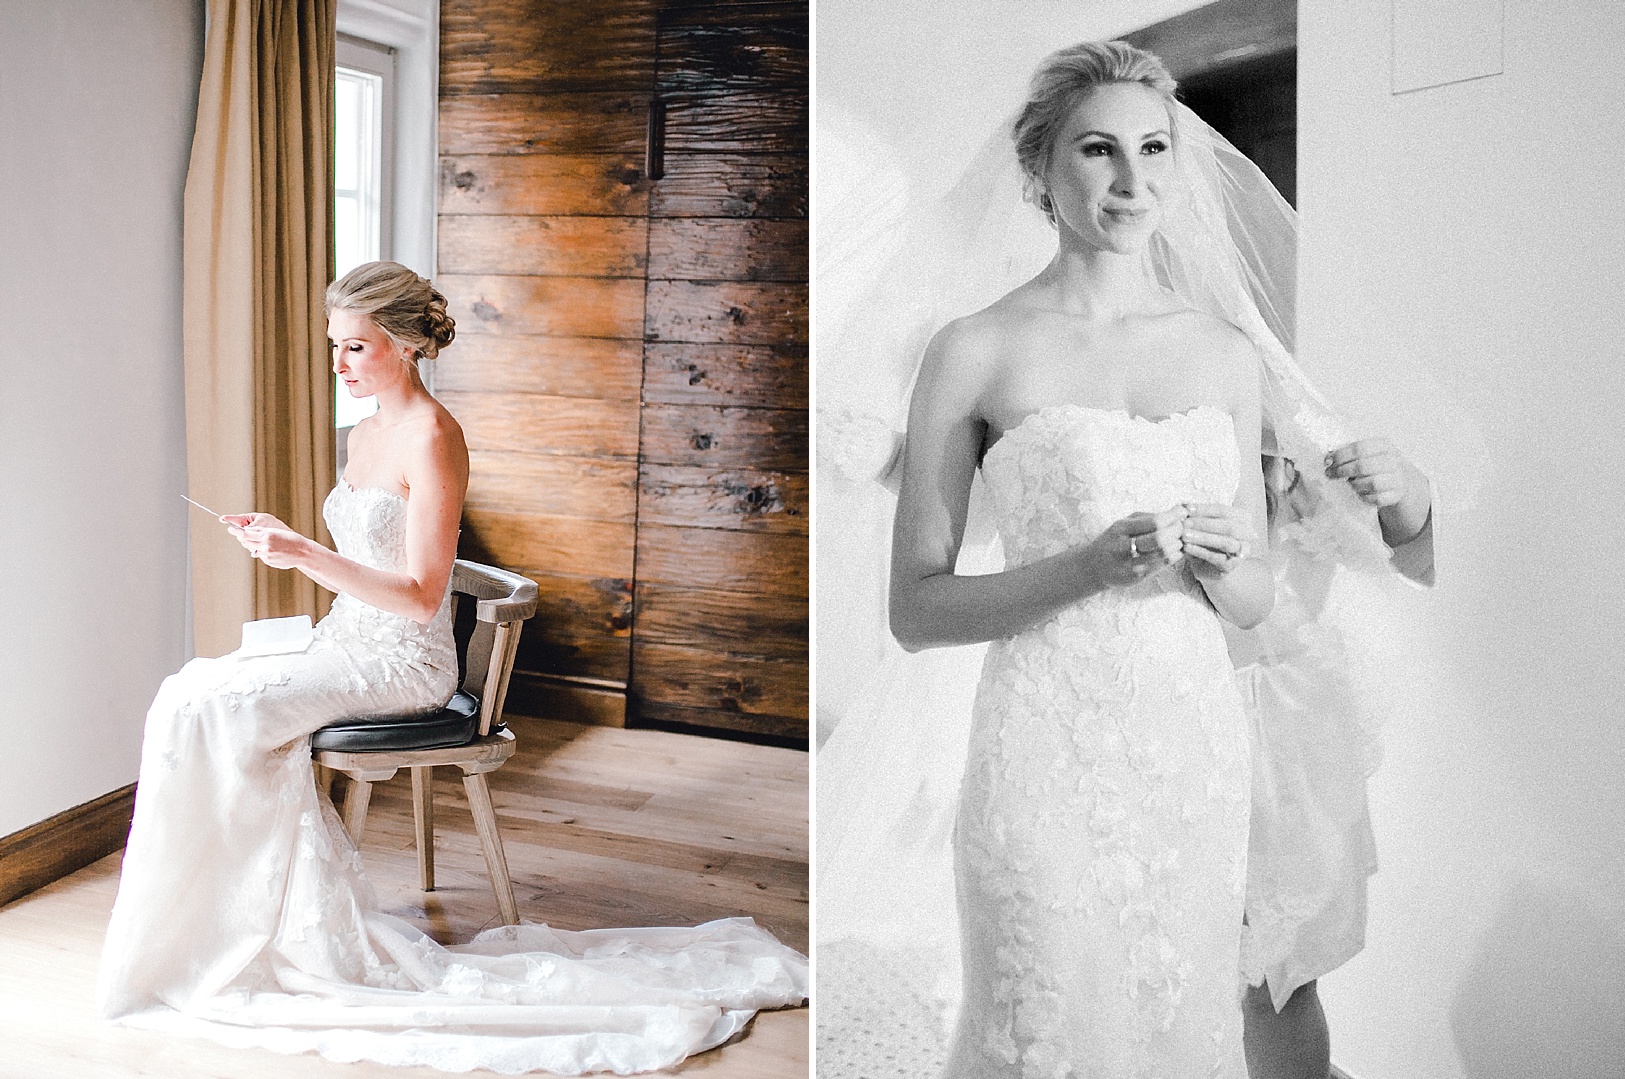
325,261,456,360
1013,41,1179,219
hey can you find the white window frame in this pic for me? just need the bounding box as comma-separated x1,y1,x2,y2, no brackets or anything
336,0,439,283
335,34,395,268
333,35,397,435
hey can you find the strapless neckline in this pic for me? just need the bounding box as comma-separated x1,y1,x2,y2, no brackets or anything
337,478,406,503
985,402,1231,464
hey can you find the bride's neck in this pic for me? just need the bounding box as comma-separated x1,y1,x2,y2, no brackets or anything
1035,243,1159,322
370,367,432,424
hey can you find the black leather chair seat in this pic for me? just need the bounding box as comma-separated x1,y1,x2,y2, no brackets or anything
311,690,483,753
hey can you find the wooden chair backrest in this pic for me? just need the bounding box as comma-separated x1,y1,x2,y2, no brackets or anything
449,560,539,735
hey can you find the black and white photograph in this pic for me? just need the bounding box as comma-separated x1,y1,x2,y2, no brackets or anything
816,2,1623,1078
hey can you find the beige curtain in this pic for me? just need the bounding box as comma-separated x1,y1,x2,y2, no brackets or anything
183,0,335,658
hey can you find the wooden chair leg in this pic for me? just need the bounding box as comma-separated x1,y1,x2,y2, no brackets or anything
461,771,518,925
342,777,374,843
411,765,436,892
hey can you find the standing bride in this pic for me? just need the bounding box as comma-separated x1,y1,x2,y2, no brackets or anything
887,43,1273,1075
98,261,807,1075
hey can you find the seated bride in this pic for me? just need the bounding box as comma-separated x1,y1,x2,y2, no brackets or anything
98,261,807,1076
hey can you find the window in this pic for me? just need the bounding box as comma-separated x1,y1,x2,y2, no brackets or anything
333,35,395,436
334,65,382,277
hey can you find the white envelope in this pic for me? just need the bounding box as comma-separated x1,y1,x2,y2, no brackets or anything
237,614,314,657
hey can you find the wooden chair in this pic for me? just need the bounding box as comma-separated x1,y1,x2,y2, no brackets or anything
312,560,538,925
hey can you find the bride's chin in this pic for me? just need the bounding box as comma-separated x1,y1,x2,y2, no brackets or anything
1078,220,1157,256
1097,232,1154,257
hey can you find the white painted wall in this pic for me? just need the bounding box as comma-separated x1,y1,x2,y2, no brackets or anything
1298,4,1625,1076
0,1,203,836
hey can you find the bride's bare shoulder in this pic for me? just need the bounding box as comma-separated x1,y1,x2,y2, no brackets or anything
914,305,1014,399
400,400,470,482
922,296,1038,375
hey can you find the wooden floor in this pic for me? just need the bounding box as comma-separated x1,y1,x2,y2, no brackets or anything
0,713,808,1079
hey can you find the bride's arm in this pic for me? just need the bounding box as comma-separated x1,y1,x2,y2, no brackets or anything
888,323,1181,652
233,417,469,624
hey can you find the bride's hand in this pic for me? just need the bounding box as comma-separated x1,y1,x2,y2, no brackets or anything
1180,502,1254,579
222,512,290,532
1090,508,1186,588
224,513,309,568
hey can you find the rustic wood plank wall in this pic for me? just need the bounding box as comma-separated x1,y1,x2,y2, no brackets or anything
438,0,656,714
632,1,807,743
436,0,808,743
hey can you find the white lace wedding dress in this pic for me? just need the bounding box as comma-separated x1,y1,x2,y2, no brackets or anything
943,404,1250,1079
97,481,808,1075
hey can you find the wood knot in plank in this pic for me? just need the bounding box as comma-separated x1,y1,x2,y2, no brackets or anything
597,578,633,633
723,480,785,517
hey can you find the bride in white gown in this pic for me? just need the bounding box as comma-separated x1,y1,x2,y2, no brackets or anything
818,41,1412,1078
887,46,1273,1077
97,261,807,1075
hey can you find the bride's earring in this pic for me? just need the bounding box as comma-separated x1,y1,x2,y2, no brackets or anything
1037,188,1058,224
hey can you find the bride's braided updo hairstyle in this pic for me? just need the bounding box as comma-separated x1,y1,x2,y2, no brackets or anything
1012,41,1179,222
325,261,456,360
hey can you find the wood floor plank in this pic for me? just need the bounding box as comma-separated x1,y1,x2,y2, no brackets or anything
0,715,807,1078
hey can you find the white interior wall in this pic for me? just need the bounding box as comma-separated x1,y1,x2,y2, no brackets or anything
0,1,203,836
817,1,1625,1075
1298,4,1625,1076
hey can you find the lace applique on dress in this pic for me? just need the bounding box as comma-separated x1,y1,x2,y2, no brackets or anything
946,406,1251,1079
317,482,457,687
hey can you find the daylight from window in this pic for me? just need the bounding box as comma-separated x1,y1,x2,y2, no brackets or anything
334,65,382,428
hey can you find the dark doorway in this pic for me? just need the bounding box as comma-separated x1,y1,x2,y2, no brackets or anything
1121,0,1297,206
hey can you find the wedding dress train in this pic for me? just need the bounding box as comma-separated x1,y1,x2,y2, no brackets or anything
97,481,807,1075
